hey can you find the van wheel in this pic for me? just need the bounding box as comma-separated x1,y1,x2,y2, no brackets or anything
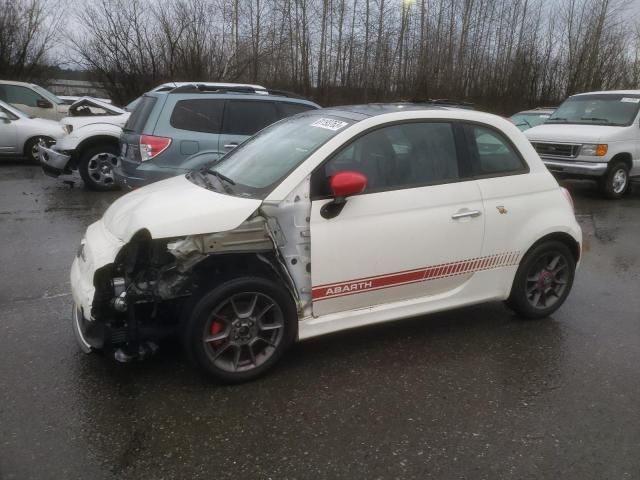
599,161,629,199
507,241,576,320
182,277,297,383
79,145,120,191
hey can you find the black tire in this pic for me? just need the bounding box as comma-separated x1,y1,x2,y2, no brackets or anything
599,161,629,199
78,145,120,191
507,240,576,320
182,276,297,383
24,136,53,164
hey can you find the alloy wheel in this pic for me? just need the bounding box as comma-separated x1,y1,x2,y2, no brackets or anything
87,152,118,187
202,292,285,373
612,168,628,195
525,252,570,309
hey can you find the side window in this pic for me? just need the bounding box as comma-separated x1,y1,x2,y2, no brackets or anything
223,100,279,136
313,122,459,196
170,99,224,134
3,85,43,107
278,102,316,119
466,125,526,175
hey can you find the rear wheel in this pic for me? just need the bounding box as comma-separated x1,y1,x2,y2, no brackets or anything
507,241,576,319
599,161,629,199
182,277,297,383
79,145,120,191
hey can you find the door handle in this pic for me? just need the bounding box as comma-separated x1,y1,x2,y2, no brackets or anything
224,143,238,149
451,209,482,220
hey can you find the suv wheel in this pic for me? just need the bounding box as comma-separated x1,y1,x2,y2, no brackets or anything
182,276,297,383
79,145,120,191
600,161,629,199
507,241,576,320
24,136,53,164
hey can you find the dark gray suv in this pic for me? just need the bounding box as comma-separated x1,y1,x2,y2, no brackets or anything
115,84,320,189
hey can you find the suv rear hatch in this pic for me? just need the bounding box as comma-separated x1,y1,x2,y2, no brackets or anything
120,95,159,165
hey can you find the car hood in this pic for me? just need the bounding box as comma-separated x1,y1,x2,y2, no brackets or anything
102,175,262,241
524,124,620,143
62,113,129,130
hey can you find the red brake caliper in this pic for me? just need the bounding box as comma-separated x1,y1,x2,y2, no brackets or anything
210,320,225,347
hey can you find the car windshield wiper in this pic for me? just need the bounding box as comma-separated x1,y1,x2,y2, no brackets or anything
580,117,609,123
206,168,236,185
547,117,568,123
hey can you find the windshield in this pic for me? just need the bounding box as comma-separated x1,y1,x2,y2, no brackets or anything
31,85,63,105
547,94,640,126
197,114,353,198
510,112,551,131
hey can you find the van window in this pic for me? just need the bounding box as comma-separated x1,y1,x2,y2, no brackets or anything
0,85,43,107
223,100,279,136
170,98,224,134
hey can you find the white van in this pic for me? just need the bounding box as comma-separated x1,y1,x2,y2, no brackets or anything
0,80,69,120
525,90,640,198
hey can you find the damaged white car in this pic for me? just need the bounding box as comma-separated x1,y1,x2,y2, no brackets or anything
71,105,582,382
38,97,129,190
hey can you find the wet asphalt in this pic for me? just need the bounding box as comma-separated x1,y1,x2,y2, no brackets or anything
0,160,639,480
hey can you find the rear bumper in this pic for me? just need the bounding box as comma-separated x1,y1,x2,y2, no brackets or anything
38,142,71,177
542,158,608,177
114,157,187,189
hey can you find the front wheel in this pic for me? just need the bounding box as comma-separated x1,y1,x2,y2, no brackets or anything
78,145,120,191
507,241,576,320
24,136,54,164
599,161,629,199
182,277,297,383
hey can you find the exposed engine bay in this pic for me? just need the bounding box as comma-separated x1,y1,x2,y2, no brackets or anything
84,181,312,362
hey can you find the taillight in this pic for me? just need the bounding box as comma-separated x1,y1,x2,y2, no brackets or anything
140,135,172,161
561,187,574,213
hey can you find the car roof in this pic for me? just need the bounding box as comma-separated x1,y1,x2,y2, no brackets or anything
0,80,34,87
572,90,640,97
514,108,555,115
316,103,461,121
153,81,267,92
146,88,320,108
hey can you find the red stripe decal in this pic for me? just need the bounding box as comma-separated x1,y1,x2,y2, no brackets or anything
312,251,521,301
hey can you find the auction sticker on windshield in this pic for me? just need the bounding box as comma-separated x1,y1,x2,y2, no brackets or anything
311,118,349,131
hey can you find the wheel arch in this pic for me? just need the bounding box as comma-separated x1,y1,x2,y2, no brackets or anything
519,231,581,268
609,152,632,171
71,135,120,168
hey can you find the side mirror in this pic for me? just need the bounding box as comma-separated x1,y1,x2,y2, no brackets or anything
36,99,53,109
321,170,367,219
0,111,10,123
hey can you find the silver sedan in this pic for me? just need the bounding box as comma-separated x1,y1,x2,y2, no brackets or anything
0,100,62,162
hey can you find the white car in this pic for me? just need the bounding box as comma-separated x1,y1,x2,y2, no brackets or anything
0,80,70,120
70,105,582,382
526,90,640,198
0,100,63,162
38,97,129,190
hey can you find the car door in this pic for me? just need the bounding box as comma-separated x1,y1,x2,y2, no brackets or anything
309,121,486,317
0,107,17,154
218,99,280,155
462,123,535,290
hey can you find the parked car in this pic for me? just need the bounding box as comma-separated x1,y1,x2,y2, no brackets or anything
0,80,70,120
38,97,130,190
71,104,582,382
115,84,320,189
510,107,555,131
526,90,640,198
0,99,61,162
124,82,268,112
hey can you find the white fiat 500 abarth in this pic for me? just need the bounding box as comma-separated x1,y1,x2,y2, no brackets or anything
70,104,582,382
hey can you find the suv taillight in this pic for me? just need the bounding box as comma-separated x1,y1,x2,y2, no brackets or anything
561,187,574,213
140,135,172,161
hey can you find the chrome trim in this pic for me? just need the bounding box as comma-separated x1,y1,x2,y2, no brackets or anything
542,158,608,176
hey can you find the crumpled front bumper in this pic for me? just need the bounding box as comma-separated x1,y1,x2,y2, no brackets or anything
38,142,72,177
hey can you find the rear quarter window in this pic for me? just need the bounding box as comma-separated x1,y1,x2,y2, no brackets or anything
465,125,527,176
124,96,157,133
170,98,224,134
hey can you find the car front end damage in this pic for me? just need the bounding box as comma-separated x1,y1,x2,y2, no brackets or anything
70,197,312,361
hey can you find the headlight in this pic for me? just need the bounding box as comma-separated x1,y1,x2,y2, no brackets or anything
63,124,73,135
581,144,608,156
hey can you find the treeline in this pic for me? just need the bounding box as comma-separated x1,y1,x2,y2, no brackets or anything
3,0,640,113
